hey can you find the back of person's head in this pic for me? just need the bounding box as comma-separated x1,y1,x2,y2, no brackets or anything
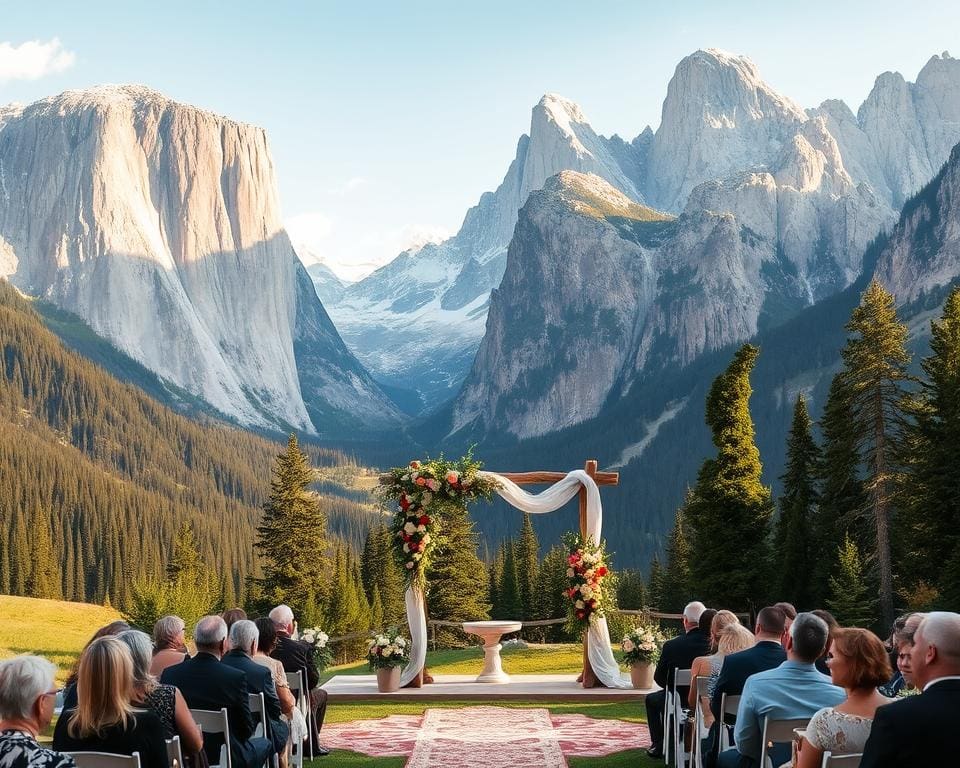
773,602,798,621
718,623,756,656
269,604,295,629
194,615,228,653
711,610,740,639
698,609,718,635
66,620,132,686
829,628,891,690
70,636,135,739
116,630,156,692
789,612,830,663
152,615,186,652
756,606,787,637
255,617,278,655
0,655,57,722
916,611,960,677
229,620,260,654
221,608,248,631
811,609,839,635
896,612,926,648
683,601,706,626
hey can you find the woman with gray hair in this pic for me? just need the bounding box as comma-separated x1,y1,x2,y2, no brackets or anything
117,630,203,756
0,655,75,768
150,615,189,678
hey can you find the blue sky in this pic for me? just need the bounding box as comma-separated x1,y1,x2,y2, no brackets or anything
2,1,958,279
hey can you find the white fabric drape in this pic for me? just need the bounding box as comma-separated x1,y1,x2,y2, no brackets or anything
399,468,631,689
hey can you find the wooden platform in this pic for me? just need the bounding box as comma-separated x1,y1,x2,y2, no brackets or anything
324,673,658,702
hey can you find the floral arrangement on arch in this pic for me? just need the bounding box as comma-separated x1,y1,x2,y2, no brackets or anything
367,628,409,670
377,453,500,588
563,532,616,631
299,626,333,671
621,623,666,667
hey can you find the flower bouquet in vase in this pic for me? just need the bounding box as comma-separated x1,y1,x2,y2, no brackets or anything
367,629,409,692
621,623,665,689
299,626,333,672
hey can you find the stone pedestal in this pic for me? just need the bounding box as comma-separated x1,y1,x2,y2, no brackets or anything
462,620,523,683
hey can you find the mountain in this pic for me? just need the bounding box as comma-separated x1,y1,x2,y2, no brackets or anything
0,85,398,435
323,94,651,410
325,51,960,410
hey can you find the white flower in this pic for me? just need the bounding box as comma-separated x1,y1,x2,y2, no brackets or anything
396,638,407,647
403,543,410,553
401,475,410,482
384,645,397,656
417,524,426,533
566,568,575,577
377,637,389,647
580,585,594,600
404,522,416,534
412,552,422,561
584,569,595,579
422,533,431,544
410,471,419,480
575,600,585,609
622,639,635,652
405,562,415,569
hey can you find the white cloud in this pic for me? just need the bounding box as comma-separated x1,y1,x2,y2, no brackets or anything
0,38,76,83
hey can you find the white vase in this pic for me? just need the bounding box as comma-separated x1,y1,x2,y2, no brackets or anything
630,661,655,689
376,666,401,692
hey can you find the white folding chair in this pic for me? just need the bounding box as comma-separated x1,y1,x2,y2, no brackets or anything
191,707,232,768
66,753,142,768
822,753,863,767
667,668,691,767
165,736,184,768
691,676,711,768
760,717,810,768
718,693,741,752
285,671,306,768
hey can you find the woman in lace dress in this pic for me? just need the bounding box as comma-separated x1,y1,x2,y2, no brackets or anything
795,628,893,767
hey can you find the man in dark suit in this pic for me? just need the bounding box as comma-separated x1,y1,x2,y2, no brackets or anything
268,604,329,757
222,619,289,760
705,606,787,768
161,615,271,768
645,601,711,759
861,611,960,767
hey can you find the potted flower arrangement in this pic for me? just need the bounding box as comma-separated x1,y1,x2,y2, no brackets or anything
563,532,616,632
299,626,333,672
367,628,409,692
621,623,666,689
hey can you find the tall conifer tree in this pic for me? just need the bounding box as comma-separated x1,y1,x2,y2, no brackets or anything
661,504,693,612
685,344,774,609
515,513,540,621
775,395,820,608
256,434,329,624
27,509,61,600
840,280,911,626
826,534,877,627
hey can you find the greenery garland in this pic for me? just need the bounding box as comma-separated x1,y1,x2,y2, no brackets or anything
377,453,500,590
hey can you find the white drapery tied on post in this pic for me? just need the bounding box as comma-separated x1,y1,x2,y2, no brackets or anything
399,468,631,689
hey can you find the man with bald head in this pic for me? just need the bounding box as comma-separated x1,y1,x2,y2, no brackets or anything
860,611,960,766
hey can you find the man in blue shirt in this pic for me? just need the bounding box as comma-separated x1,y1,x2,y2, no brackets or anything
718,612,845,768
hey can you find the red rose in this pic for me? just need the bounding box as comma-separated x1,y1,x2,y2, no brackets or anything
399,496,410,511
410,461,421,469
415,477,427,487
596,566,607,577
418,515,430,526
576,610,586,620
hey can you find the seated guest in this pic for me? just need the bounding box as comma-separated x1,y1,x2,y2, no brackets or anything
161,616,271,768
222,609,247,633
718,612,845,768
0,655,76,768
691,622,755,728
773,602,797,647
116,630,202,754
53,638,167,768
892,612,925,693
795,628,892,767
223,621,289,761
150,616,189,678
269,605,330,757
63,620,131,694
644,600,710,759
860,611,960,766
811,609,839,675
252,619,297,768
689,612,740,715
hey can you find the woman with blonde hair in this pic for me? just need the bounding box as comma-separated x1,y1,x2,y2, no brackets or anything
689,620,755,727
52,637,167,768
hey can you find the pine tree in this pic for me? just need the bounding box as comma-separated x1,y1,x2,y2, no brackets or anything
661,504,692,612
167,522,203,582
374,523,405,626
370,585,384,631
256,434,329,625
10,509,29,595
840,280,911,627
826,534,877,627
685,344,775,609
536,545,571,641
775,395,821,608
27,509,61,600
426,502,490,645
515,514,540,622
488,543,505,619
497,541,522,620
616,569,647,610
902,286,960,603
647,556,666,609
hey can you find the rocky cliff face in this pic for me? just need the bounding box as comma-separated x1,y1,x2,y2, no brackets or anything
0,85,398,432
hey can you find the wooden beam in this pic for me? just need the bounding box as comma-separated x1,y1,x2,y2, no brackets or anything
377,469,620,487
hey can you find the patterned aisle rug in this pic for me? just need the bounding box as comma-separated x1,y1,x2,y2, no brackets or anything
322,706,650,765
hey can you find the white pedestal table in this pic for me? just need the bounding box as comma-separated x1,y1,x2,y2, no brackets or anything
462,620,523,683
